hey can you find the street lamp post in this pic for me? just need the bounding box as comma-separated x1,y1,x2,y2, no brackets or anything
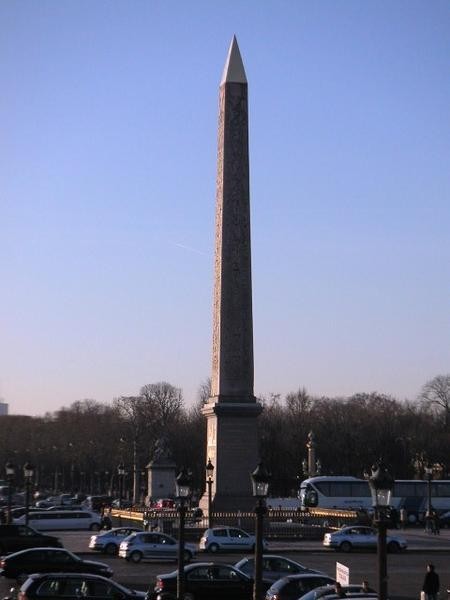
117,462,125,508
175,467,192,600
23,462,35,527
424,464,433,515
205,458,214,528
368,462,394,600
251,463,270,600
5,462,15,525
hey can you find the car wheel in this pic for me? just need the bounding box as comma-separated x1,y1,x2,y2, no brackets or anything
105,543,117,555
339,541,352,552
387,541,400,553
90,523,101,531
208,543,219,553
130,550,143,563
183,549,193,562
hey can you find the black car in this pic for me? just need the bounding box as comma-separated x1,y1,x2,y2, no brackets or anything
5,572,146,600
0,525,62,554
149,562,263,600
0,547,113,579
234,555,321,582
265,574,336,600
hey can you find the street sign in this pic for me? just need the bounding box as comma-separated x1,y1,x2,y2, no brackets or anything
336,562,349,585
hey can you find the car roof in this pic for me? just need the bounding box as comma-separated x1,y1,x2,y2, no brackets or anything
270,574,334,588
235,554,309,566
158,561,242,576
5,547,72,558
279,574,334,582
26,572,110,581
100,527,141,533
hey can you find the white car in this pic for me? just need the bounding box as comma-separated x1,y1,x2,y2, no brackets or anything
89,527,143,555
14,510,102,531
323,525,407,552
199,526,268,553
118,531,197,563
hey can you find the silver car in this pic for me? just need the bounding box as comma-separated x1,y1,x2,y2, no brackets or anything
199,526,268,553
323,525,407,552
89,527,142,555
118,531,197,563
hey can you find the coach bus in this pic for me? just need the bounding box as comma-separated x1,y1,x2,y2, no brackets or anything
299,475,450,522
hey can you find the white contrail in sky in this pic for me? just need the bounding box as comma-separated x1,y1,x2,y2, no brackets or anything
173,242,207,256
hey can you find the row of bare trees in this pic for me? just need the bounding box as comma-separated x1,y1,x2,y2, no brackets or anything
0,375,448,500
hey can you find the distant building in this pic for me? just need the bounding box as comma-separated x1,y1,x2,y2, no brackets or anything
0,401,8,416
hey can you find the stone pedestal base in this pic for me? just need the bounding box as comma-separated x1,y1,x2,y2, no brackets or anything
199,399,262,513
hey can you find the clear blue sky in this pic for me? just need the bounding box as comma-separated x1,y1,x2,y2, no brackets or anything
1,1,449,416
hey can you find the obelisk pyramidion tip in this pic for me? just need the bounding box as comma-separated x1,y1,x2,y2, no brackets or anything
220,35,247,85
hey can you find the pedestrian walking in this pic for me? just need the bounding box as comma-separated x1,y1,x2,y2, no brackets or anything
431,509,440,535
422,563,439,600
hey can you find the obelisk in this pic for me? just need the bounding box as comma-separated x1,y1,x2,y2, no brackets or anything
201,36,262,511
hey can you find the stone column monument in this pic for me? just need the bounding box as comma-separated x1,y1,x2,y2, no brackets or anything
200,36,263,512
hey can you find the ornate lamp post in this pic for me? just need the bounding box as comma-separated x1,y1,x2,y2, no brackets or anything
368,462,394,600
205,458,214,528
23,462,35,526
5,462,15,525
117,462,125,508
251,462,270,600
175,468,192,600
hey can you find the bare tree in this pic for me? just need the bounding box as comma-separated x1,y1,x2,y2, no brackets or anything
197,378,211,405
139,382,183,426
286,387,312,414
114,383,184,503
420,374,450,428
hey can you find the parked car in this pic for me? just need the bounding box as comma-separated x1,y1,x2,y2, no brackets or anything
118,532,197,563
45,505,86,512
0,547,113,579
151,499,176,510
111,499,134,509
35,495,74,509
8,508,43,520
148,561,260,600
81,496,113,512
89,527,143,555
297,583,376,600
199,526,268,553
5,572,146,600
234,555,321,582
14,510,102,531
265,574,336,600
0,525,63,554
323,526,407,553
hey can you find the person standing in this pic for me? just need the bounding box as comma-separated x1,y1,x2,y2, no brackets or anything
422,563,440,600
334,583,347,598
399,507,407,529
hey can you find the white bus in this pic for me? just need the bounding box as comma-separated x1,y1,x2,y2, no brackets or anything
299,475,450,522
